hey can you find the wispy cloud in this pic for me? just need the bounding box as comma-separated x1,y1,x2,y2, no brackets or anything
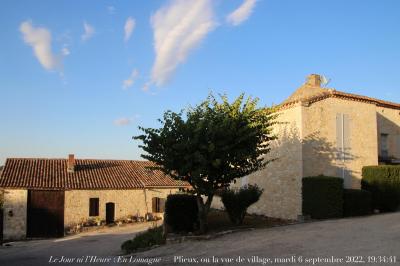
62,47,70,56
122,69,139,89
150,0,216,86
124,17,136,42
226,0,257,26
19,20,62,71
81,21,95,41
107,6,116,15
113,117,132,126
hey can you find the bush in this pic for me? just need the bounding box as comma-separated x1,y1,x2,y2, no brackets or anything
121,226,164,253
221,184,263,225
362,166,400,212
343,189,372,217
302,175,343,219
164,194,198,232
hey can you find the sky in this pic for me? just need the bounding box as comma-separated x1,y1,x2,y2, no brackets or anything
0,0,399,165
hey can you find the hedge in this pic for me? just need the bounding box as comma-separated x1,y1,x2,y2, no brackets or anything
220,184,263,225
164,194,198,232
361,166,400,212
302,175,343,219
343,189,372,217
121,226,164,253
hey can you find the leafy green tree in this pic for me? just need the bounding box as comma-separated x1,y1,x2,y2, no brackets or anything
134,93,276,233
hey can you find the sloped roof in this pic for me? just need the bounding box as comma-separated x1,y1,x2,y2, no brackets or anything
280,76,400,110
0,158,188,190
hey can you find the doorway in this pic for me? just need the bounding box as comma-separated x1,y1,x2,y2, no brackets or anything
105,202,115,224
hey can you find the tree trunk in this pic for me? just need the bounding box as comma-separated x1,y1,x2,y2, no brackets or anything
196,194,214,234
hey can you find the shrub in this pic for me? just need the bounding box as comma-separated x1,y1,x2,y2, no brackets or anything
362,166,400,212
220,184,263,225
164,194,198,232
121,226,164,253
302,175,343,219
343,189,372,217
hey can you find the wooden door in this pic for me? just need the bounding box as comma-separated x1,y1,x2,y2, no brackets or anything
105,202,115,224
27,190,64,238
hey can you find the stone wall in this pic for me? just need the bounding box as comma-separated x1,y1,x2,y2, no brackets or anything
2,189,27,240
64,188,178,228
377,107,400,159
302,98,378,188
212,104,304,220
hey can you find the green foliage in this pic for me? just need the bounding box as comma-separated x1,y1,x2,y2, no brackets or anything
121,226,164,254
221,184,263,225
343,189,372,217
302,175,344,219
165,194,198,232
361,166,400,212
134,93,276,233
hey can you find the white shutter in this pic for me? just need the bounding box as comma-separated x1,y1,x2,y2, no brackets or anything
336,114,343,160
343,114,351,161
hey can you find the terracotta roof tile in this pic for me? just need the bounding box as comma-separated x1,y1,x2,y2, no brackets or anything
0,158,188,190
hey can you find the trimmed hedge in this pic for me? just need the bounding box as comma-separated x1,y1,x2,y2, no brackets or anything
121,226,164,253
220,184,263,225
302,175,343,219
362,166,400,212
343,189,372,217
164,194,198,232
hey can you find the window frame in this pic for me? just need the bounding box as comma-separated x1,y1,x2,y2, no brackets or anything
89,198,99,217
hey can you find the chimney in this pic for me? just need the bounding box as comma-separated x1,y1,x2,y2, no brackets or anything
305,74,322,87
67,154,75,173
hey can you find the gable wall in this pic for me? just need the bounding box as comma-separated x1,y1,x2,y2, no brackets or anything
212,104,304,220
302,97,378,188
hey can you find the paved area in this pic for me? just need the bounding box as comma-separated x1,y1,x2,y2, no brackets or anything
134,213,400,266
0,221,160,266
1,214,399,266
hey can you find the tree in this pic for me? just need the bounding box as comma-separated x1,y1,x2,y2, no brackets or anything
134,93,276,233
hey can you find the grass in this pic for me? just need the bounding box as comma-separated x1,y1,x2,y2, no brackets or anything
121,226,165,254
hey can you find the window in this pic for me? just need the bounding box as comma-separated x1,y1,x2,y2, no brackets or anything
89,198,99,216
152,197,166,213
336,113,351,162
380,133,389,157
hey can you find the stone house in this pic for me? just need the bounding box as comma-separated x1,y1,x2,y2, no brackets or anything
214,74,400,220
0,155,188,240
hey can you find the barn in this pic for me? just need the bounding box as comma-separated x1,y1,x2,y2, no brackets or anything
0,155,188,240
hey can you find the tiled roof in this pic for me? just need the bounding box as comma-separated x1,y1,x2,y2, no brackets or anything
280,88,400,110
0,158,189,190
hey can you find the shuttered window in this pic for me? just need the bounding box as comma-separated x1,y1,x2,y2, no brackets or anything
89,198,99,216
380,134,389,157
152,197,166,213
336,113,351,162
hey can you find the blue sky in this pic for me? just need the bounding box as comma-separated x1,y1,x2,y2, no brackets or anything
0,0,399,165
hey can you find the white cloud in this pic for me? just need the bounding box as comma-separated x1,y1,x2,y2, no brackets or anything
113,117,132,126
122,69,139,89
107,6,116,15
81,21,95,41
124,17,136,42
150,0,216,86
226,0,257,26
19,21,62,71
62,47,70,56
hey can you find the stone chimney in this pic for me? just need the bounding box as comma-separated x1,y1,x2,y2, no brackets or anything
67,154,75,173
305,74,322,87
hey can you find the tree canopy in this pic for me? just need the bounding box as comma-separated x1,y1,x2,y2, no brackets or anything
134,93,276,232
